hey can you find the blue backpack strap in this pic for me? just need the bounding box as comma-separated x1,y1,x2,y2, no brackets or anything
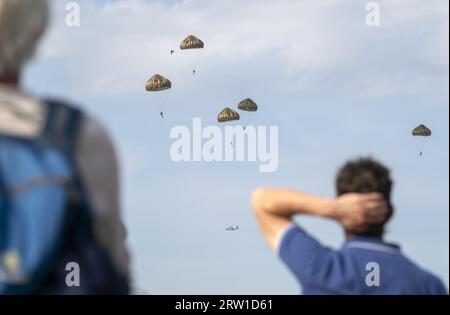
43,100,83,155
42,100,94,239
43,99,88,223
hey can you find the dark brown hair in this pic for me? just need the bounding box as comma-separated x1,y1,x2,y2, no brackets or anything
336,157,393,236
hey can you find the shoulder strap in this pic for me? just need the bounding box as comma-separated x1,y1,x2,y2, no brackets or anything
42,99,94,234
42,99,91,230
42,98,89,206
42,100,84,155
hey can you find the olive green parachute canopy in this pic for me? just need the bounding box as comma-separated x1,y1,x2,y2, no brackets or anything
412,124,432,137
145,74,171,92
238,98,258,112
217,107,240,122
180,35,204,49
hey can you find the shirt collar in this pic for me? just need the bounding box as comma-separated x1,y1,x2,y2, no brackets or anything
343,236,401,254
0,86,45,138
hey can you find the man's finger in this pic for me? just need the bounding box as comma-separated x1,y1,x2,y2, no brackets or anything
364,200,387,210
362,193,384,201
368,206,389,215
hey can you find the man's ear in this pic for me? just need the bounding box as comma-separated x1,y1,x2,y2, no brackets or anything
385,206,394,223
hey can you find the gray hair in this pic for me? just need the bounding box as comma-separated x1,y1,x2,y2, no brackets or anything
0,0,49,77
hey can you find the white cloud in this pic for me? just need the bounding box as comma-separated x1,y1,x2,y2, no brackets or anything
34,0,448,97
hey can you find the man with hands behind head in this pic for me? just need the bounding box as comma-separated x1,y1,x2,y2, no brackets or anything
251,157,447,294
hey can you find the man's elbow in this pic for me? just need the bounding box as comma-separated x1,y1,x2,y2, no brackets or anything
251,187,272,214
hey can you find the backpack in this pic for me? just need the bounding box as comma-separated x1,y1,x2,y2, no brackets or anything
0,100,129,294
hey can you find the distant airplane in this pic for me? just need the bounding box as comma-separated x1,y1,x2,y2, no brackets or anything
170,50,175,55
160,111,164,119
225,225,239,231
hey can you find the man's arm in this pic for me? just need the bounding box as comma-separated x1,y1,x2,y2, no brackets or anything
251,187,388,250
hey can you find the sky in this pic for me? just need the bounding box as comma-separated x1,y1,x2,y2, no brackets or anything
23,0,449,294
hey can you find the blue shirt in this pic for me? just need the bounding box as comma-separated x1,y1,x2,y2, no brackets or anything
278,224,447,295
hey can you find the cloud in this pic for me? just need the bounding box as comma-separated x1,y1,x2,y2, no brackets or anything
33,0,448,97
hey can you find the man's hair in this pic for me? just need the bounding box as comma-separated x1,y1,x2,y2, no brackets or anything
0,0,48,77
336,157,393,236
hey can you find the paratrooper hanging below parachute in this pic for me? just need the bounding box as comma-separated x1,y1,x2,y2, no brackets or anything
412,124,432,157
145,74,171,119
180,35,204,75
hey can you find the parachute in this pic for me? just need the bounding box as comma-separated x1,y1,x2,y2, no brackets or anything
217,107,240,122
238,98,258,112
412,124,432,137
180,35,204,75
412,124,432,156
145,74,172,118
145,74,171,91
180,35,204,49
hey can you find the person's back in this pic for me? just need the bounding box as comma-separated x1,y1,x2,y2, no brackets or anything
339,239,446,295
279,228,446,294
252,158,447,295
0,0,129,294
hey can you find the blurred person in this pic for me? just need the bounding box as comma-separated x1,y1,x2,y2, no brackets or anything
251,157,447,294
0,0,129,294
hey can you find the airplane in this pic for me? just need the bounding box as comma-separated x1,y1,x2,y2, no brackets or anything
225,225,239,231
170,50,175,55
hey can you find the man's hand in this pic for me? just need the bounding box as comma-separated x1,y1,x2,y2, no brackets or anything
330,193,391,233
251,188,391,250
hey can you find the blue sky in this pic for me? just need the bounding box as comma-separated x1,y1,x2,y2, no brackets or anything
24,0,448,293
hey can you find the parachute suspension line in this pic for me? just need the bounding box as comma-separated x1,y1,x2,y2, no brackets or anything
145,74,172,119
411,124,432,157
179,35,204,76
158,90,170,119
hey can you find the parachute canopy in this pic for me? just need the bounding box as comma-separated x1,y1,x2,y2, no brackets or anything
180,35,204,49
238,98,258,112
217,107,240,123
145,74,171,92
412,124,432,137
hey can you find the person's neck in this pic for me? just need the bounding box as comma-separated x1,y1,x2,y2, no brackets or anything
0,72,20,88
345,232,384,241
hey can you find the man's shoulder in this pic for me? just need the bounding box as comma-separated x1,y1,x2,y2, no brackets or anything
366,249,446,294
413,266,447,294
